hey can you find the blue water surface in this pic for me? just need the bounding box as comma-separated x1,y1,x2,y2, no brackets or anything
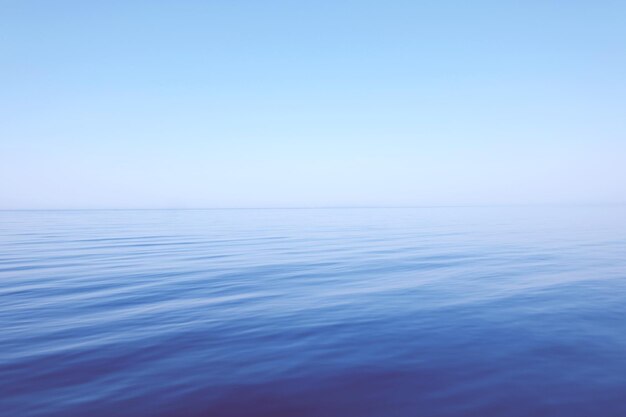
1,207,626,416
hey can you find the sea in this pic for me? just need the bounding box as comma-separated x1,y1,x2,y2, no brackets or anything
2,206,626,416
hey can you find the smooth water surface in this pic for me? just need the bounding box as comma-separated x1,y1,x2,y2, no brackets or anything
2,207,626,416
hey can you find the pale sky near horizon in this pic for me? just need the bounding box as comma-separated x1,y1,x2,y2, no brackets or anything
1,1,625,209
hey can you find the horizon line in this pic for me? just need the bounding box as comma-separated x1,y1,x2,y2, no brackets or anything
1,202,625,211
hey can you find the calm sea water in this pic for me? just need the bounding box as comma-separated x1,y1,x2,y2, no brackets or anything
2,207,626,417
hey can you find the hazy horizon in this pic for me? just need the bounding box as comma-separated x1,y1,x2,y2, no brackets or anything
2,1,625,209
3,202,626,212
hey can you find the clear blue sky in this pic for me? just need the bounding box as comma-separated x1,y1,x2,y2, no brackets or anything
1,1,625,209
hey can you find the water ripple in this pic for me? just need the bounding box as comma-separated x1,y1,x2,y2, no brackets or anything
2,207,626,416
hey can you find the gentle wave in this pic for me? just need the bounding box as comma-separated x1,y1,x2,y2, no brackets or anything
2,207,626,416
